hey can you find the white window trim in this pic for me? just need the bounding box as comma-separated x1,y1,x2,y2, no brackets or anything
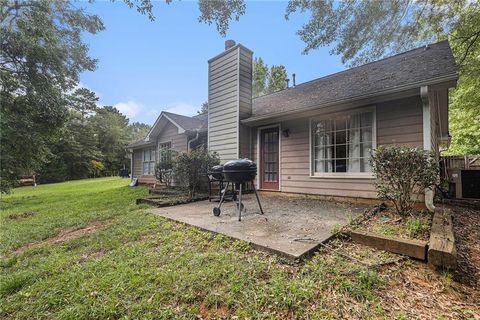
309,106,377,179
142,148,156,176
158,140,172,163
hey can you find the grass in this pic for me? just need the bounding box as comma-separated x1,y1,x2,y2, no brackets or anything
354,209,432,241
0,178,474,319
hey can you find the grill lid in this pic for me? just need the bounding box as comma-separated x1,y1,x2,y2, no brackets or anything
208,165,224,180
209,165,224,173
223,159,257,172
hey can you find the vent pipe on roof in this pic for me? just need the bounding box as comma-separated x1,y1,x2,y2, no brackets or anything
286,78,290,88
225,40,236,50
292,73,296,87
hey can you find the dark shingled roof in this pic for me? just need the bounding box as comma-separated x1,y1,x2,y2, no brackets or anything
163,111,208,131
191,113,208,131
251,41,457,118
126,139,155,149
126,112,208,149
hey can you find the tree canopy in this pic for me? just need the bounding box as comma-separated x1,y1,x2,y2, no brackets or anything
253,58,288,97
0,0,104,192
197,101,209,115
191,0,480,155
0,0,152,191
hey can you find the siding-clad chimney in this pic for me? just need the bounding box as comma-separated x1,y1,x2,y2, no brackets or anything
208,41,253,163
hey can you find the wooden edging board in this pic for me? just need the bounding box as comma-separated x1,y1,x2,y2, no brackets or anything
136,196,209,207
428,206,457,269
350,230,428,260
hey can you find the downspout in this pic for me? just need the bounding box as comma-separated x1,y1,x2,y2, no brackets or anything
187,130,200,152
420,86,435,212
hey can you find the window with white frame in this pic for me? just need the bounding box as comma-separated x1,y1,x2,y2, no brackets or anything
142,148,156,175
311,110,375,175
158,142,172,163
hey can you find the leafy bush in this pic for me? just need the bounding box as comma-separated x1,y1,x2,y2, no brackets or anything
89,160,104,178
370,146,438,216
155,148,177,188
173,148,219,198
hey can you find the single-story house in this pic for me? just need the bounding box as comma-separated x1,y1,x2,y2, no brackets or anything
127,40,458,207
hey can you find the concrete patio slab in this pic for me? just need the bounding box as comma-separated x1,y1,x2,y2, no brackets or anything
148,193,369,260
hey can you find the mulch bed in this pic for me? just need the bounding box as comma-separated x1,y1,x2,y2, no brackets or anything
137,189,208,207
451,204,480,287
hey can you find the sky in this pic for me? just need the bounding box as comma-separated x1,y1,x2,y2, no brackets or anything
80,1,345,125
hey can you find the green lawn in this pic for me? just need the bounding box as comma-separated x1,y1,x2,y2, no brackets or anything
0,178,475,319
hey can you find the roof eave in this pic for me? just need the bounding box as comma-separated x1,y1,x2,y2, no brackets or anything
242,73,458,126
145,112,187,141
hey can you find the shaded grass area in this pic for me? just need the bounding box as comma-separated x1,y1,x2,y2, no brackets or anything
1,178,478,319
353,208,432,241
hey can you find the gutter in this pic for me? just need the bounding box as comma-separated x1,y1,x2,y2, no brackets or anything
242,73,458,125
420,85,436,212
187,129,200,152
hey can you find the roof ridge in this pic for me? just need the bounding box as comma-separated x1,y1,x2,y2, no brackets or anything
253,40,449,101
162,111,196,119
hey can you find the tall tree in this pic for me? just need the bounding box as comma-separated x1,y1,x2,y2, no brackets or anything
266,65,288,94
90,106,131,174
69,88,99,118
0,0,104,192
197,101,209,114
285,1,479,69
61,110,100,180
283,0,480,155
253,58,268,97
253,59,288,97
447,75,480,155
127,122,151,142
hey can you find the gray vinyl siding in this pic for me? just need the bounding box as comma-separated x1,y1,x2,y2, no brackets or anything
239,124,251,159
376,96,424,147
252,96,424,199
239,50,253,119
132,149,144,178
157,121,188,153
279,119,377,198
208,45,252,163
208,47,239,162
131,122,189,179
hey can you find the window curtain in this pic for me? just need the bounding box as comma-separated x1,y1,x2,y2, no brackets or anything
348,114,362,172
314,121,333,172
361,113,373,172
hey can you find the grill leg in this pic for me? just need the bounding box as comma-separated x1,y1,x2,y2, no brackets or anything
207,177,212,202
238,183,242,221
218,181,229,209
252,184,264,215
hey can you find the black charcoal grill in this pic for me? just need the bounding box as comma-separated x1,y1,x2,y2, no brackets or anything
207,165,236,202
213,159,264,221
208,165,224,181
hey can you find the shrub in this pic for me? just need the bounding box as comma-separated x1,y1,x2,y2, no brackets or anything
370,146,438,216
155,148,177,188
173,148,219,198
89,160,104,178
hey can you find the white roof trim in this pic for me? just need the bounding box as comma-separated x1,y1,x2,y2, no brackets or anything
145,112,186,141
